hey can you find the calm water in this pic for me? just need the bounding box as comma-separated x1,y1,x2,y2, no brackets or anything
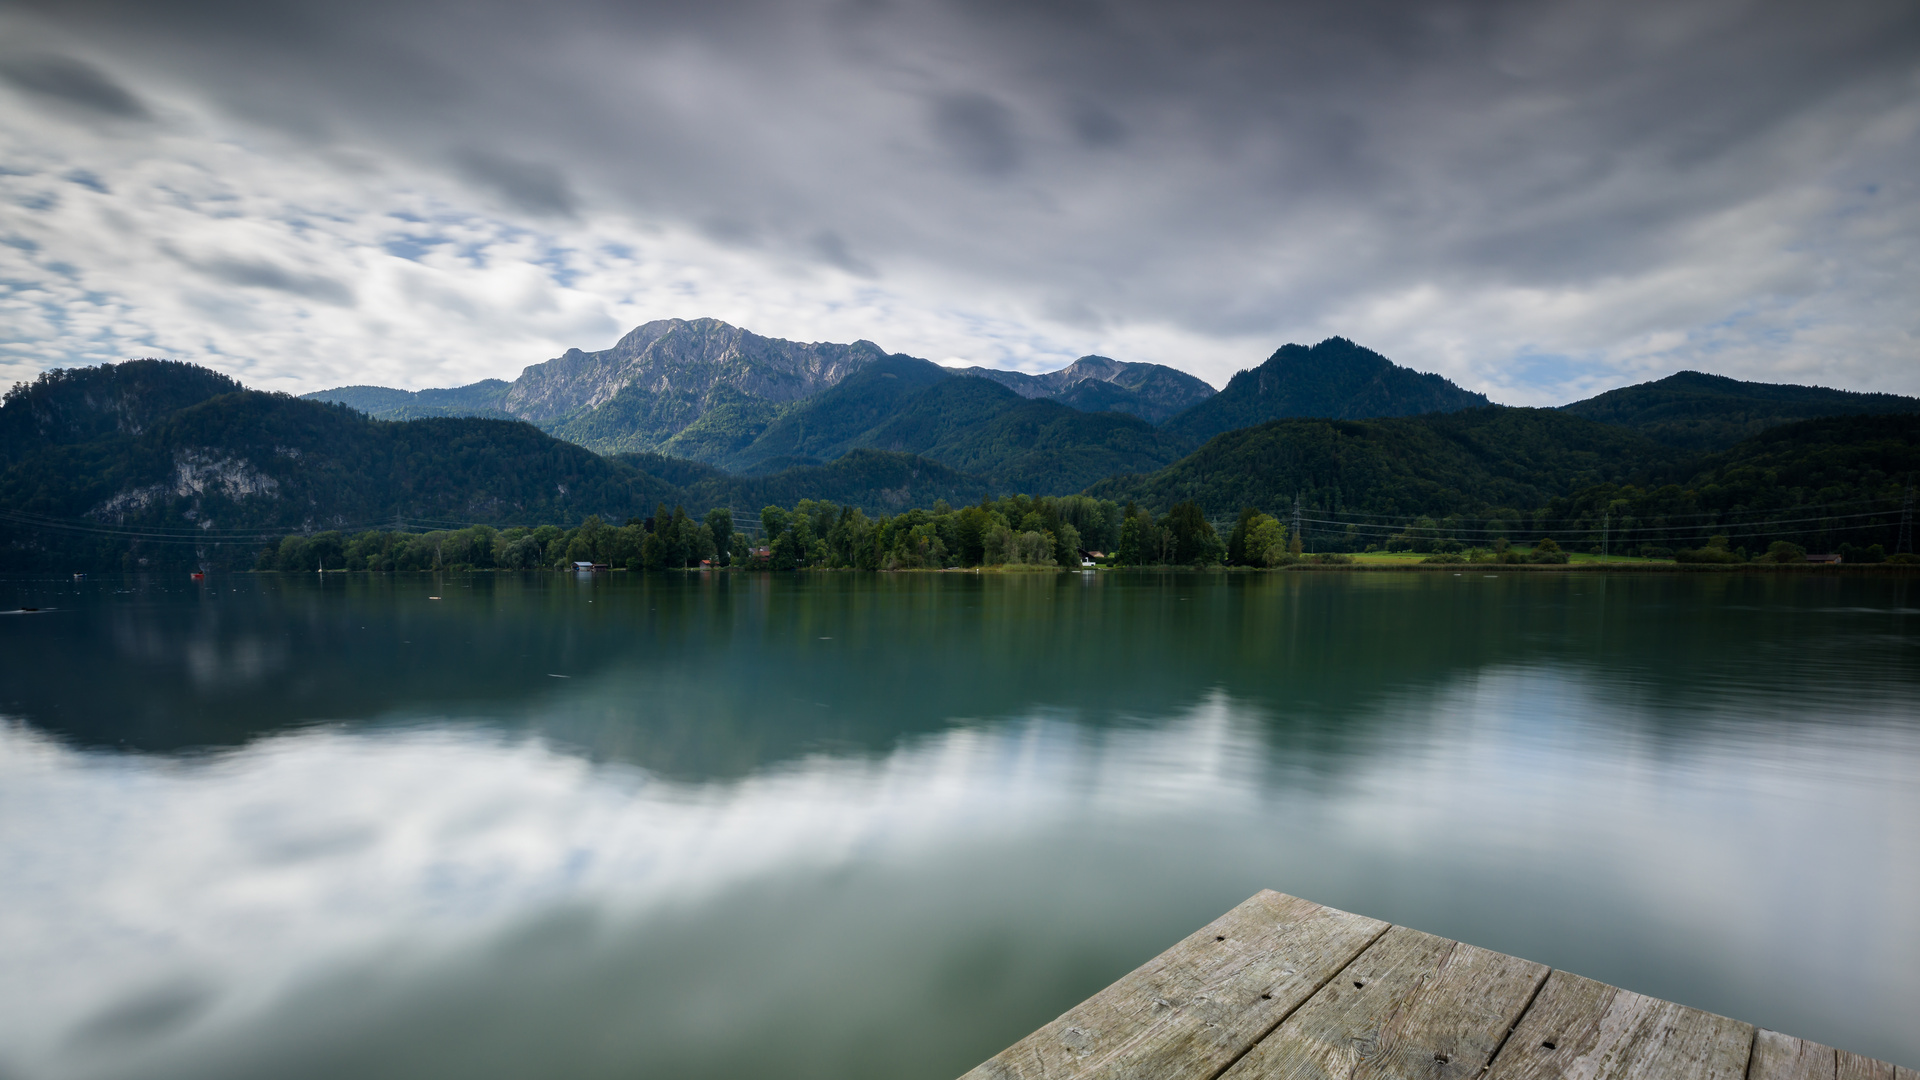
1,571,1916,1078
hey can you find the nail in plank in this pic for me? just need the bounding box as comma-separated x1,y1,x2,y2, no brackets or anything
960,890,1388,1080
1483,970,1752,1080
1221,924,1549,1080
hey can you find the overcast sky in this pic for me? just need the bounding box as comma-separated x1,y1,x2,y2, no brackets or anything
1,0,1916,404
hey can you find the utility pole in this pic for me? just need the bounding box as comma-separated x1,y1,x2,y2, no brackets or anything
1602,510,1609,559
1292,496,1303,552
1899,475,1916,555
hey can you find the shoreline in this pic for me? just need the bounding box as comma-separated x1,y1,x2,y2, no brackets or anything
211,561,1920,575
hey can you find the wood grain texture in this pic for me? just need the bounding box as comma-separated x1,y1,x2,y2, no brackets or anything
1482,970,1753,1080
1835,1049,1894,1080
1750,1030,1836,1080
1892,1065,1917,1080
1220,924,1549,1080
959,890,1389,1080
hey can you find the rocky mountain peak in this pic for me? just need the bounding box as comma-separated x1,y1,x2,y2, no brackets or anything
500,318,883,425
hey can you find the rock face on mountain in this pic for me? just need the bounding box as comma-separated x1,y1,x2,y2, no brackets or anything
955,355,1215,423
506,317,884,427
1161,338,1489,445
1559,370,1920,451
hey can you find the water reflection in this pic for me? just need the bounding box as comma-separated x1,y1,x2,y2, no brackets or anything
0,573,1915,1078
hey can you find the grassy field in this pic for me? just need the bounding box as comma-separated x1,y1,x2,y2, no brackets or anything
1340,549,1669,566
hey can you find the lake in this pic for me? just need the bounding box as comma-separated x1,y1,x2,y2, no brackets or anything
1,570,1916,1078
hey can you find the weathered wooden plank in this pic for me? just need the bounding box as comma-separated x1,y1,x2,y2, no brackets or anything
1220,924,1549,1080
960,890,1389,1080
1483,970,1753,1080
1892,1064,1917,1080
1834,1048,1895,1080
1750,1030,1836,1080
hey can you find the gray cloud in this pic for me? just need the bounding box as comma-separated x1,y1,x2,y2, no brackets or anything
1068,103,1127,149
0,51,150,120
808,230,877,278
3,0,1919,395
63,168,108,193
930,92,1022,176
453,148,579,218
164,246,357,307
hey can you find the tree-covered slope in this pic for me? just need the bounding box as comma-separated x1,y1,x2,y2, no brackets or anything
1477,412,1920,556
303,380,513,421
686,448,989,515
1161,337,1489,444
1052,379,1160,420
2,359,242,462
1560,370,1920,451
719,353,955,473
1,374,683,571
1089,406,1678,519
653,386,783,464
856,377,1193,495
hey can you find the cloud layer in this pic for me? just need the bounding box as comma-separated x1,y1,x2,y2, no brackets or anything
1,0,1917,402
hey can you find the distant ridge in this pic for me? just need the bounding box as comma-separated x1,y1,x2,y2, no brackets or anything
1560,370,1920,451
1161,338,1489,444
305,380,511,421
955,355,1216,423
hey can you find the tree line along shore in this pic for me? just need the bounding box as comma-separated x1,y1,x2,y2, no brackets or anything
255,494,1916,573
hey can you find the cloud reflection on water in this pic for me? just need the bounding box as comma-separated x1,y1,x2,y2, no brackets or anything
1,658,1916,1078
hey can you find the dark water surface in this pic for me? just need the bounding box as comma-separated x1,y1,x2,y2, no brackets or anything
1,571,1916,1078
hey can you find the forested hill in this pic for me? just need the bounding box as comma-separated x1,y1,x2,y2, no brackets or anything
0,380,679,571
1532,412,1920,553
1559,370,1920,450
0,359,242,461
1161,337,1489,445
651,354,1193,493
0,360,1004,571
1091,407,1920,555
12,356,1919,570
825,373,1192,494
305,380,513,421
1091,406,1674,523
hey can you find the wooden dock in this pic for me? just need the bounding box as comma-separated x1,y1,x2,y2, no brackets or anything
960,890,1911,1080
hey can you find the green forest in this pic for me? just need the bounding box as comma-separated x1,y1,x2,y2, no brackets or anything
256,494,1235,572
5,358,1918,572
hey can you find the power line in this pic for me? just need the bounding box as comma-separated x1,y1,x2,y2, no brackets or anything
1257,494,1896,528
1294,506,1898,537
1900,476,1916,555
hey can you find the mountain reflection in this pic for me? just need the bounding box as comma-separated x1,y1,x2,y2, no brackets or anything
4,573,1914,778
0,572,1917,1078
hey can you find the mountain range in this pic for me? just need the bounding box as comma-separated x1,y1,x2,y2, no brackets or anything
7,320,1918,570
303,320,1503,482
307,319,1229,467
309,319,1920,470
